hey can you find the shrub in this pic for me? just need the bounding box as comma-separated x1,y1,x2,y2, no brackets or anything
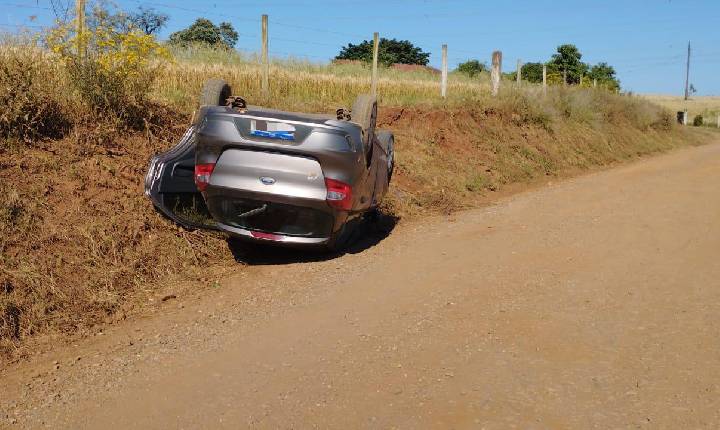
521,62,545,83
46,21,170,128
0,46,69,143
693,115,703,126
456,60,486,78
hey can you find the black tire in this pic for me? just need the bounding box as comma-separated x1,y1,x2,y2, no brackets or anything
352,94,378,156
199,78,232,107
325,221,357,253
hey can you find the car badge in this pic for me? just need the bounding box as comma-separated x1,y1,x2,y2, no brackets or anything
260,177,276,185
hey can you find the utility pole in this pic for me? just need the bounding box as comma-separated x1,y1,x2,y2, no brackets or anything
371,32,379,97
684,41,691,100
261,14,269,100
75,0,86,57
441,44,448,98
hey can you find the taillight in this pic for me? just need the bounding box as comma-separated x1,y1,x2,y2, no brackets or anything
325,178,352,211
194,163,215,191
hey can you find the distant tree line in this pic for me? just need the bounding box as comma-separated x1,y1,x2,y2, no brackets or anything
456,44,620,91
335,38,430,66
85,4,240,49
169,18,239,49
87,5,169,35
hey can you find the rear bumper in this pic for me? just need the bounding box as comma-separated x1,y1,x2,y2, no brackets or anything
216,221,331,247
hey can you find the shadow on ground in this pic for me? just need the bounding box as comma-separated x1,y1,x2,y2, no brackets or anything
227,212,398,265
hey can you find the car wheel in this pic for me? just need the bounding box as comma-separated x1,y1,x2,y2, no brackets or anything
352,94,378,158
199,78,232,107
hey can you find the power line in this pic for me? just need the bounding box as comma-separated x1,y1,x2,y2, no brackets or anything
0,22,45,28
684,41,691,100
0,2,52,10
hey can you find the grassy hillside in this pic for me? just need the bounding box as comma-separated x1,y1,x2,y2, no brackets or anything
0,41,715,360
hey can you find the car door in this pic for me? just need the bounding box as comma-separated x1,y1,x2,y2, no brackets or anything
144,126,216,229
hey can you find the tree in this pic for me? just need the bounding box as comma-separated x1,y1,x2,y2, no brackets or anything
336,38,430,66
456,60,486,77
218,22,239,48
548,44,588,84
129,7,168,35
169,18,238,48
520,62,545,83
87,3,132,33
587,62,620,91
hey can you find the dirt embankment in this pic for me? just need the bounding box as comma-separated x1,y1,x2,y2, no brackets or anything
0,105,714,361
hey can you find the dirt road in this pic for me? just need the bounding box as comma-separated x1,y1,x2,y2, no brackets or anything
3,142,720,429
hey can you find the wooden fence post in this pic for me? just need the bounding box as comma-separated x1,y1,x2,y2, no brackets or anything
717,114,720,128
563,69,567,86
261,14,269,100
593,78,597,88
542,64,547,94
491,51,502,96
371,32,379,97
516,59,521,85
441,44,448,98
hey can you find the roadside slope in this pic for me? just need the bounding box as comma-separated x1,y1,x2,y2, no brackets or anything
2,99,713,361
3,141,719,429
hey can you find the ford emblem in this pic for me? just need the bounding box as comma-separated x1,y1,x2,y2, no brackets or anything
260,177,276,185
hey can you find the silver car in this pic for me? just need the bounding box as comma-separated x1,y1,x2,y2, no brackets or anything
145,79,394,250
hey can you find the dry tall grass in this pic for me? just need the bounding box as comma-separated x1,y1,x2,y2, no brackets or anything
0,45,70,143
155,60,489,113
642,94,720,127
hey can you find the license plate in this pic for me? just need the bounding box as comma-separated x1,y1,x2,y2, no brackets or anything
250,120,295,141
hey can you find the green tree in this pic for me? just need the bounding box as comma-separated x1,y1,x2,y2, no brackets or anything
587,62,620,91
456,59,487,77
548,44,588,84
336,38,430,66
169,18,238,48
218,22,238,48
520,62,545,83
129,7,168,35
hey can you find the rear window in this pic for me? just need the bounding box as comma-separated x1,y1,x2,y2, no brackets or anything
208,197,333,238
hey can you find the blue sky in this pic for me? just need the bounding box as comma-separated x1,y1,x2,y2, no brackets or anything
2,0,719,95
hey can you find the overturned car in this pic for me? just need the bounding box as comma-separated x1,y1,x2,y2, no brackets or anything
145,79,394,250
